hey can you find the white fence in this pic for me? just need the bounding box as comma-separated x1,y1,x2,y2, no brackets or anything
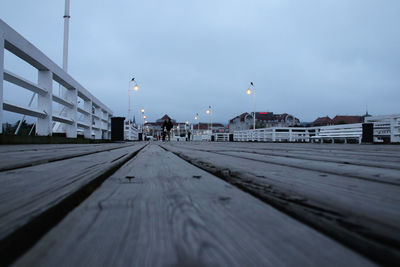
124,123,139,141
365,114,400,143
234,127,316,142
213,133,230,142
234,114,400,144
311,124,362,144
0,19,112,139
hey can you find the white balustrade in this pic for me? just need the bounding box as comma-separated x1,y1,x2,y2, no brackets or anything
213,133,230,142
233,119,400,144
365,114,400,143
234,127,313,142
0,19,112,139
124,123,139,141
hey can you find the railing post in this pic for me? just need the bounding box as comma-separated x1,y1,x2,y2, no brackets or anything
0,34,4,134
36,70,53,135
108,114,112,140
66,88,77,138
83,99,92,139
289,129,293,142
272,128,276,142
390,117,399,143
94,106,101,139
102,111,108,139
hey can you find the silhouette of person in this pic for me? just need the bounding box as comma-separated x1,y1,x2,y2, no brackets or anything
162,118,173,141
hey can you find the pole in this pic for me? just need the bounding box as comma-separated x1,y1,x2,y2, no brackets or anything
210,109,213,134
63,0,71,71
59,0,71,134
252,83,256,130
128,81,131,125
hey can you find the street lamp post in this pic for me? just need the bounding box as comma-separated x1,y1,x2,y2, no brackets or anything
141,108,145,133
246,82,256,130
185,121,189,140
128,77,139,126
206,106,212,134
194,113,199,134
143,114,147,133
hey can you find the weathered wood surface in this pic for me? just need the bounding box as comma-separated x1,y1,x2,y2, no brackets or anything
0,142,146,265
14,144,373,267
0,143,137,171
178,142,400,170
162,142,400,264
1,141,399,266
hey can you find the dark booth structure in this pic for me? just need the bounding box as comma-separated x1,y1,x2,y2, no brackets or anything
111,117,125,141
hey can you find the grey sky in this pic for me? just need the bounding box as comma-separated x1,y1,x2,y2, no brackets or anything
1,0,399,124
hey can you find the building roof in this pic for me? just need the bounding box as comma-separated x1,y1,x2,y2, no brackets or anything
312,116,333,126
332,115,363,125
229,112,249,123
156,114,176,123
230,112,299,123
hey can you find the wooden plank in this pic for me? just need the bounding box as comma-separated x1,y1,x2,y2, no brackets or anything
0,143,138,171
162,142,400,265
14,144,373,266
0,143,109,153
217,150,400,185
178,141,400,159
171,143,400,185
171,142,400,170
0,143,146,246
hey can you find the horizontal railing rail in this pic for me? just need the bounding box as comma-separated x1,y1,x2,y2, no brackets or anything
1,19,112,139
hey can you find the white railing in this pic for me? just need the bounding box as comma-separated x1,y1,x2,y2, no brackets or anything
213,133,230,142
311,123,363,144
234,127,315,142
365,114,400,143
0,19,112,139
124,123,139,141
233,117,400,144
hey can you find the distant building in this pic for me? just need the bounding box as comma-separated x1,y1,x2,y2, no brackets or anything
311,113,371,127
228,112,300,132
311,116,333,127
332,115,363,125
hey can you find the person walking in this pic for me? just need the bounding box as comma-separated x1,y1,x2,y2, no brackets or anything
162,118,173,141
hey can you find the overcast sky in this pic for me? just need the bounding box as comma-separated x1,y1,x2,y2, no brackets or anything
1,0,399,124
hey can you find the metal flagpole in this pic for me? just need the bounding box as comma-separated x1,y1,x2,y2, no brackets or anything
63,0,71,72
57,0,71,133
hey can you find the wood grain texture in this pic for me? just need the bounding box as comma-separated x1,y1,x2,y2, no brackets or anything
0,143,138,171
14,144,373,267
0,143,145,241
170,142,400,170
163,142,400,264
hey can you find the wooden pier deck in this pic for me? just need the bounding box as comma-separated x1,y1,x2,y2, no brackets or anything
0,142,399,266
